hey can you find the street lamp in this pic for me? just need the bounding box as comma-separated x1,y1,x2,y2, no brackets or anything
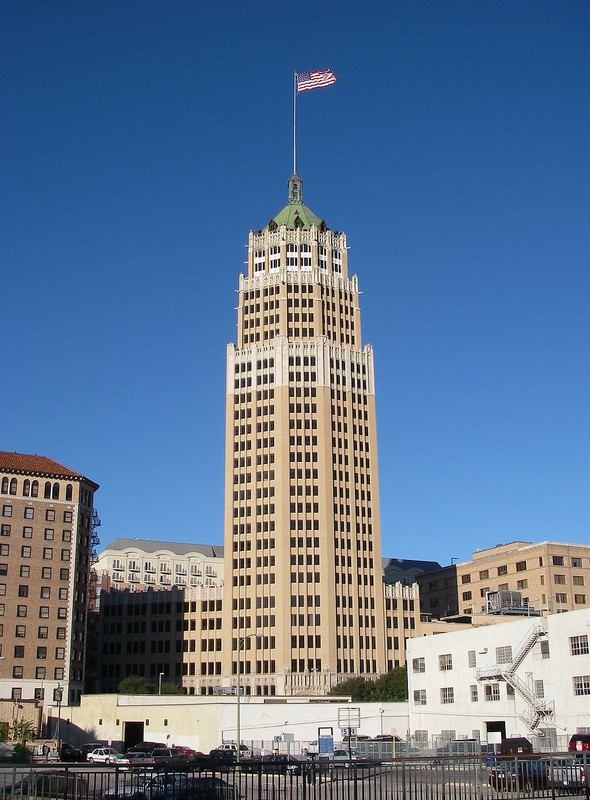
235,633,261,764
55,684,63,742
158,673,165,695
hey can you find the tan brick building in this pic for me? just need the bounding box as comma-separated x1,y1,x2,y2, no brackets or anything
216,174,388,696
418,540,590,619
0,451,98,709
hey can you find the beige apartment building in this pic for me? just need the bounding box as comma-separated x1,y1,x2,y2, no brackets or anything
417,540,590,619
0,451,98,709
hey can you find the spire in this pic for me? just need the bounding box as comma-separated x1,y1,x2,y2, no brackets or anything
264,174,326,231
288,174,303,204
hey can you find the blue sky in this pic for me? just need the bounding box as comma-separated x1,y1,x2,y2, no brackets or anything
3,1,589,566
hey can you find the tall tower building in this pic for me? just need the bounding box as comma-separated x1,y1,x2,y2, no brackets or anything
219,176,386,696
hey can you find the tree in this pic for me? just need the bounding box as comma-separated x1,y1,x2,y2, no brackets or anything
159,680,183,695
328,668,408,702
373,667,408,701
328,677,376,701
118,675,155,694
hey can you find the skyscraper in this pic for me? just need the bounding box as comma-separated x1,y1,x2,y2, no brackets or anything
220,175,386,696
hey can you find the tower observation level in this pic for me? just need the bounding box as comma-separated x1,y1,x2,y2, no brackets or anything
219,175,386,696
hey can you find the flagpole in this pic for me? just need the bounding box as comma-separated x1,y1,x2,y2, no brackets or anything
293,71,297,175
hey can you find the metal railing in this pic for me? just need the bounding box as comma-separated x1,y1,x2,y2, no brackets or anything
0,753,587,800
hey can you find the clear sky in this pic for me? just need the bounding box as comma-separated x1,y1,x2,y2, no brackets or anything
3,1,589,566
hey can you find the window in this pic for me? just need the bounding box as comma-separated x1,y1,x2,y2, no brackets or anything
56,627,66,639
57,608,67,619
462,591,472,601
36,668,46,680
55,647,65,659
570,635,589,656
517,579,528,590
573,676,590,696
2,506,12,517
40,587,50,599
63,511,73,523
571,557,583,568
496,646,513,664
516,560,527,571
20,565,30,578
15,625,26,638
468,650,476,668
37,647,47,659
461,574,471,584
39,607,49,619
16,605,27,617
24,507,34,519
534,680,544,698
497,565,508,576
479,570,489,580
552,555,564,566
412,657,425,673
54,668,64,680
12,671,23,682
440,687,454,704
22,526,32,538
38,626,48,639
439,653,453,671
0,544,8,556
0,585,5,596
21,546,31,558
413,689,427,705
42,567,52,579
45,509,55,521
14,646,25,658
470,684,479,702
556,593,567,604
0,525,10,536
18,585,28,597
575,594,586,604
554,574,566,584
573,576,585,586
485,683,501,701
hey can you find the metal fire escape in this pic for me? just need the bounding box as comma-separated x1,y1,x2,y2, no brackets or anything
475,624,554,731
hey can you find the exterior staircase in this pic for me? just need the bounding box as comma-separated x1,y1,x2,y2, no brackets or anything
475,624,553,731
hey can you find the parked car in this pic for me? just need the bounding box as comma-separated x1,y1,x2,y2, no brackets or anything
87,747,132,766
217,743,250,756
546,756,587,790
208,749,238,767
81,742,104,761
569,733,590,752
488,758,548,791
6,772,89,797
103,772,238,800
436,739,480,757
60,742,83,762
125,745,191,769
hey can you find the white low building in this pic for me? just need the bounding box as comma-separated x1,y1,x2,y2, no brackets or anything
407,607,590,747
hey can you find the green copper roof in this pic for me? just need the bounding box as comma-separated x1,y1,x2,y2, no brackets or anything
264,175,326,231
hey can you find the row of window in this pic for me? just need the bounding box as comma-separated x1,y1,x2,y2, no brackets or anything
458,554,584,584
1,478,75,501
1,507,72,522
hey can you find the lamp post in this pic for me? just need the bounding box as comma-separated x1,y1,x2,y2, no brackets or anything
158,672,165,695
235,633,260,764
55,684,63,743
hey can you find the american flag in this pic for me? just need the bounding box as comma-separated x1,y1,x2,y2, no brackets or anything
296,69,337,93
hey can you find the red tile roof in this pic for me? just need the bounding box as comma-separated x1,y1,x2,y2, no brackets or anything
0,451,84,479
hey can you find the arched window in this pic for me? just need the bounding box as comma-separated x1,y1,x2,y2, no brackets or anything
44,482,51,499
1,478,8,494
23,480,30,497
65,484,73,502
52,483,60,500
31,481,39,498
9,479,17,495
